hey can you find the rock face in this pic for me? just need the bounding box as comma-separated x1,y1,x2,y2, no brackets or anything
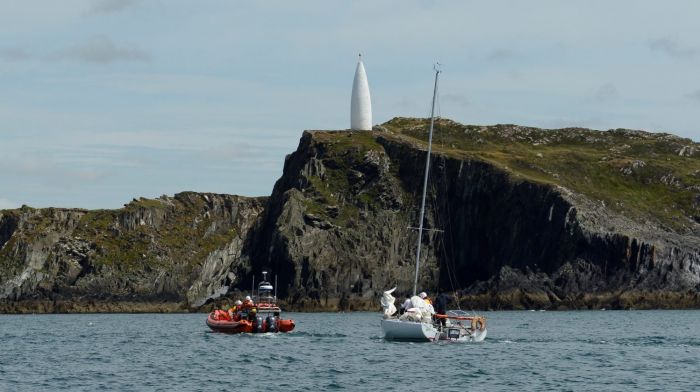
250,119,700,310
0,193,265,312
250,131,425,311
2,118,700,312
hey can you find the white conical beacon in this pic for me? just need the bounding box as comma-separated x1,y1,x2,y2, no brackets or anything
350,54,372,130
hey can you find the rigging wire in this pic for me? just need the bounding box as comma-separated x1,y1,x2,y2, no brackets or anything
439,162,465,311
434,114,462,309
416,63,468,312
423,109,463,310
431,64,471,311
429,164,462,311
412,65,441,297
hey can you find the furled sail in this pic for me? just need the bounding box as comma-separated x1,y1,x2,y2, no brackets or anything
380,287,397,319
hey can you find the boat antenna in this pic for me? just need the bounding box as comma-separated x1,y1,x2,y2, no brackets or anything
412,63,441,297
274,274,278,302
252,274,255,301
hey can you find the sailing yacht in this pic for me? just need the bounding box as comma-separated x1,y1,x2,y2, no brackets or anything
379,66,487,342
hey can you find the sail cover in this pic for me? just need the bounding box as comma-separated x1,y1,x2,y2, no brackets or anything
399,295,434,323
380,287,397,318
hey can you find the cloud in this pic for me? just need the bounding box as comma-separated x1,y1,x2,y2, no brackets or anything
0,47,32,62
592,83,619,102
199,143,256,163
686,90,700,102
394,96,419,111
442,93,470,107
49,35,149,64
486,49,515,62
649,37,700,60
88,0,141,15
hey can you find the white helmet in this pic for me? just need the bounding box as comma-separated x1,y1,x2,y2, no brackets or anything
419,292,427,299
245,295,251,301
235,300,242,306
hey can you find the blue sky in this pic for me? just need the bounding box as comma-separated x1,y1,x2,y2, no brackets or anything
1,0,699,209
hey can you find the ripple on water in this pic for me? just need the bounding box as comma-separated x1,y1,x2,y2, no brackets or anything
292,331,348,338
1,311,700,391
611,335,700,347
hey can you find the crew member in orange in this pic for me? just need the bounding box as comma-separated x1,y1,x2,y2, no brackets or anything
228,300,243,320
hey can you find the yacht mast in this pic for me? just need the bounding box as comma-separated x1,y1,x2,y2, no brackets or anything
412,65,441,296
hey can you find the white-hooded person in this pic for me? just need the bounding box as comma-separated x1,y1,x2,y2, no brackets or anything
400,298,412,315
399,292,433,323
418,292,435,315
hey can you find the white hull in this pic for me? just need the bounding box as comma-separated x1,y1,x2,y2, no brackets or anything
381,318,438,342
439,326,487,343
472,328,487,342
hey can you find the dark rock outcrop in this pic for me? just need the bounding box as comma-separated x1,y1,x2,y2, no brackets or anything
248,121,700,311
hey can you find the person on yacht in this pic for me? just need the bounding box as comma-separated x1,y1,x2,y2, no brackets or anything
400,297,412,315
435,290,451,327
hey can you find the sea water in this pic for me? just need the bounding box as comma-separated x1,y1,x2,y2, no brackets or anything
0,310,698,391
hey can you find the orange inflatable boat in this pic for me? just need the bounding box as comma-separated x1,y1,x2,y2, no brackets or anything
206,309,295,334
206,272,295,334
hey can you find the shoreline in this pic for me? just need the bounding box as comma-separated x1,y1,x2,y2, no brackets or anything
2,290,700,314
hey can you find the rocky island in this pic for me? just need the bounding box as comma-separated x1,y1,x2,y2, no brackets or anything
2,118,700,312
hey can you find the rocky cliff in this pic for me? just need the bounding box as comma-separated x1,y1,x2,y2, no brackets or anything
2,118,700,312
250,118,700,310
0,193,265,312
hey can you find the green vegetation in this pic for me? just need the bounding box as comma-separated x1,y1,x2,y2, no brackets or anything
302,131,387,227
312,130,383,153
381,117,700,230
73,196,238,272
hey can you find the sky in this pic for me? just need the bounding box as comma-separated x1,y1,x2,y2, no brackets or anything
1,0,699,209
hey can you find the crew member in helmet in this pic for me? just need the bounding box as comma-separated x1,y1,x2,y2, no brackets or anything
228,300,243,320
242,295,253,308
248,306,258,322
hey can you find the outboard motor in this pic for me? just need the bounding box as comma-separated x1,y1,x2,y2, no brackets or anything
266,315,278,333
447,328,461,340
255,315,264,333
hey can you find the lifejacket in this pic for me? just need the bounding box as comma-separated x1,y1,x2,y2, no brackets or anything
214,309,231,321
247,307,258,321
